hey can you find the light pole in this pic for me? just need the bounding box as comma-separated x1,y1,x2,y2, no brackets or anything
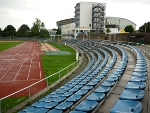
118,19,120,41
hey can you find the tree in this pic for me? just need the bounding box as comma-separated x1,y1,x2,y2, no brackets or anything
31,18,48,37
56,27,61,35
106,28,111,34
139,22,150,33
2,25,16,37
124,25,134,33
17,24,30,37
40,29,49,37
0,28,2,37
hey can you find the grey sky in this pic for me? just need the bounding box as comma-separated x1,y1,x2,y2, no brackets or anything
0,0,149,30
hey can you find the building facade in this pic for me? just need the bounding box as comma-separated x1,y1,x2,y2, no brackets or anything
105,17,136,33
57,2,137,38
74,2,106,35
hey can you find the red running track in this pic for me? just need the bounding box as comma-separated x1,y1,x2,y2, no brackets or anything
0,41,46,98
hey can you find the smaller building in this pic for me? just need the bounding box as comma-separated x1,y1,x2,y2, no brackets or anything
48,29,57,36
61,23,75,39
56,18,74,29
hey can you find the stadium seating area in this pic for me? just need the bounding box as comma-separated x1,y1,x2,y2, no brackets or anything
18,39,147,113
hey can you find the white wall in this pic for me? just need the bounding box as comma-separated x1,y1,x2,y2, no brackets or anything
61,23,75,35
105,28,120,34
80,2,93,28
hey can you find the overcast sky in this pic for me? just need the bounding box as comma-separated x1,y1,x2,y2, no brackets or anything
0,0,150,30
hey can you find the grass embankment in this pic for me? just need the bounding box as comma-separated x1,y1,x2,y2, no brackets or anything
41,42,76,85
0,42,22,52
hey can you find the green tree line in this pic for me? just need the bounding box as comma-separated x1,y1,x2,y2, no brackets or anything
0,18,50,38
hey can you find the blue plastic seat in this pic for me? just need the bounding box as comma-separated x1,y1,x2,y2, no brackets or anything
110,100,142,113
61,91,74,97
66,94,81,103
74,84,83,89
78,81,88,85
55,101,73,111
125,82,146,90
94,86,111,94
69,88,79,93
53,97,66,103
119,89,145,101
101,81,115,87
75,89,88,96
34,102,48,108
132,71,148,76
24,107,39,112
70,110,86,113
134,68,147,72
86,92,105,102
34,108,49,113
106,77,118,82
44,97,57,102
47,109,62,113
86,81,98,86
81,85,93,91
129,76,147,82
75,100,98,112
44,101,58,109
22,106,35,112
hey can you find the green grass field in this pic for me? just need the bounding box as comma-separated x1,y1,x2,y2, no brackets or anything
41,42,76,85
0,41,23,52
1,41,77,113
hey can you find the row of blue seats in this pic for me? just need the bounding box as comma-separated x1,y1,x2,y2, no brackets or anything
18,44,107,113
110,44,147,113
70,45,128,113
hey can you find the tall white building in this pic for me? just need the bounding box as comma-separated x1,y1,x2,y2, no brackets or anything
58,2,136,39
74,2,106,37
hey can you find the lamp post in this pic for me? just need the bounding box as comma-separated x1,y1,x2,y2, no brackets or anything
118,19,120,41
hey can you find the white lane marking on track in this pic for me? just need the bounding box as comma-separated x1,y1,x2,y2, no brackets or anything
39,60,41,79
13,61,24,81
27,43,35,80
0,79,40,82
0,62,16,80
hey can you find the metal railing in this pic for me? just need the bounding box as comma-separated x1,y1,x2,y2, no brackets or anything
0,53,83,113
